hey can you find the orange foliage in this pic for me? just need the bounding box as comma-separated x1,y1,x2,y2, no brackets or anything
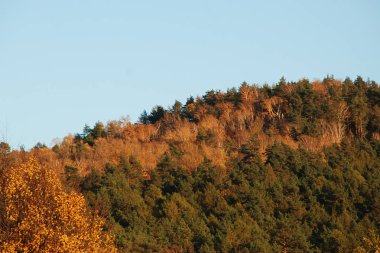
0,158,117,252
11,78,359,178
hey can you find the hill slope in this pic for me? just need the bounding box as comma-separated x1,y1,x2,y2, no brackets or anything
1,76,380,252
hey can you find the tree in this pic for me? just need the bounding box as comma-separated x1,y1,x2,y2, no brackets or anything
148,106,166,124
320,101,348,144
93,122,107,139
138,110,149,124
0,142,10,154
0,142,12,172
171,100,183,118
346,76,369,139
0,158,116,252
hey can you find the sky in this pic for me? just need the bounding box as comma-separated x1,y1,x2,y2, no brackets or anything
0,0,379,149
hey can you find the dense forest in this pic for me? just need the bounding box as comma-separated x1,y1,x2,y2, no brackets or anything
1,76,380,252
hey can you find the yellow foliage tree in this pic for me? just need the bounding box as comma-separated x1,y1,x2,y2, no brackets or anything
0,158,117,252
353,230,380,253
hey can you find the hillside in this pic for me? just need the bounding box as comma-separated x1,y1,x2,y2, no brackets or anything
26,76,380,172
1,76,380,252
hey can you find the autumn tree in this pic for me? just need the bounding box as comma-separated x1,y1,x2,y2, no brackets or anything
0,158,117,252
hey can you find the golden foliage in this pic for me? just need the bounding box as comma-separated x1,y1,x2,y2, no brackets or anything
354,230,380,253
0,158,117,252
9,78,364,177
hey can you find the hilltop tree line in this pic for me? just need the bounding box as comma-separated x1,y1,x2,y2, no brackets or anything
58,76,380,171
0,76,379,252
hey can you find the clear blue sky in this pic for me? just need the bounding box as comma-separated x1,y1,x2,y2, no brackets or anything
0,0,379,149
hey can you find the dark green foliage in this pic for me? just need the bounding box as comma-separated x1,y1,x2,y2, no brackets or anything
138,110,150,124
147,105,166,124
74,139,380,252
76,122,108,146
33,142,47,149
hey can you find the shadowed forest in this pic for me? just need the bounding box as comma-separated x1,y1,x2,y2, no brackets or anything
1,76,380,252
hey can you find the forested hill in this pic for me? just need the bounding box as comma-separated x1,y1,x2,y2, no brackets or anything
1,76,380,252
43,76,380,171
